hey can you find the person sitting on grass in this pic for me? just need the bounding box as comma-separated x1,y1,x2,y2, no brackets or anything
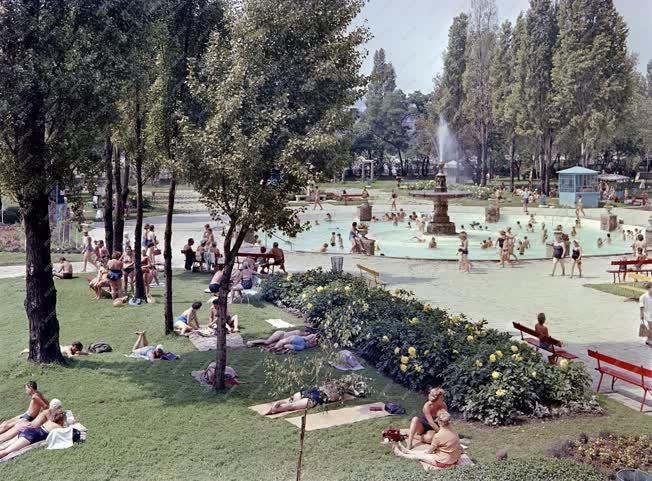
207,298,240,333
174,302,202,336
230,265,256,302
0,397,61,445
61,341,88,358
0,399,67,459
131,332,164,361
0,382,48,437
265,333,319,353
407,388,448,449
392,410,462,469
53,257,73,279
89,263,110,300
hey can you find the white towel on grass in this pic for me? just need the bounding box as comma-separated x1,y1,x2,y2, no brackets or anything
265,319,294,328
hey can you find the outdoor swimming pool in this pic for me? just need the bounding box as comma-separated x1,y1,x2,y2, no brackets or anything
269,211,638,260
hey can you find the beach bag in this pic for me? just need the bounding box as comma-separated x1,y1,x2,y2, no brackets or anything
639,322,649,338
384,402,406,415
88,342,112,353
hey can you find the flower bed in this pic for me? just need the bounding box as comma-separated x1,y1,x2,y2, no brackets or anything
550,432,651,476
407,182,494,200
261,269,601,426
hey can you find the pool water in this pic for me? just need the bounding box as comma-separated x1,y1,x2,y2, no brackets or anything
271,212,637,260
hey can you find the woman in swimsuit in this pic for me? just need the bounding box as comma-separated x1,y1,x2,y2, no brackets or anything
246,330,307,347
106,252,124,300
390,189,398,211
551,238,566,276
570,240,583,278
407,388,448,449
266,333,318,353
89,265,110,300
81,232,96,272
230,265,255,303
131,331,164,360
0,400,66,459
121,247,135,294
174,302,202,335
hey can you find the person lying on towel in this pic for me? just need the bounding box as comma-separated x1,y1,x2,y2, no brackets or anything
391,410,462,469
0,399,67,459
246,330,315,348
0,381,48,438
130,332,175,361
266,333,318,353
266,380,361,415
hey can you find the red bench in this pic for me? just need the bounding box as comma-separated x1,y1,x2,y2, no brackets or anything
608,259,652,283
587,350,652,412
512,322,577,362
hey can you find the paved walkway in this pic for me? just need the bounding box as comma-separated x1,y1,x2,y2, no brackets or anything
2,198,650,412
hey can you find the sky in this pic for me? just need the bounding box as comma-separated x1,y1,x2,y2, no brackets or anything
354,0,652,93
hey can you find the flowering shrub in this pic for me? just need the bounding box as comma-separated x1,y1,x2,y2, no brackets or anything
261,269,600,426
550,432,651,475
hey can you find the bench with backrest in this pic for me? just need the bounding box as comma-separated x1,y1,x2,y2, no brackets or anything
587,350,652,412
356,264,386,288
512,322,577,362
607,259,652,283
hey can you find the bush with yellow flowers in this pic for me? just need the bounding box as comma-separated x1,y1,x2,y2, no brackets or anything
261,268,598,426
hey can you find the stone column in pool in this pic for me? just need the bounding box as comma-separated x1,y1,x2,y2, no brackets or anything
358,199,372,222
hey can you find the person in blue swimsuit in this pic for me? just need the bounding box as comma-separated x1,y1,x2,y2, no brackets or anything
0,381,48,438
267,333,318,353
173,302,202,335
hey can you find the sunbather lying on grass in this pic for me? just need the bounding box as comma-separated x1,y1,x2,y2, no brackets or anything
266,381,366,414
0,399,63,447
266,333,318,353
0,382,48,437
246,329,313,348
0,399,67,459
131,332,164,360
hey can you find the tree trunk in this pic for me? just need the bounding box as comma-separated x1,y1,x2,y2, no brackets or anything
214,225,247,390
133,92,146,301
296,410,307,481
509,137,515,192
103,137,114,254
163,176,176,335
121,159,130,223
113,148,125,253
18,89,64,364
480,137,487,187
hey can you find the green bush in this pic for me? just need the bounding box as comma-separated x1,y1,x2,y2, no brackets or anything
262,269,600,425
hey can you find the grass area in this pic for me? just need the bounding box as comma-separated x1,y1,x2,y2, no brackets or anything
0,252,83,267
0,274,650,480
584,282,642,299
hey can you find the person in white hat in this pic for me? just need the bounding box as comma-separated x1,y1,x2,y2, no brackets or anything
131,331,164,360
0,399,66,458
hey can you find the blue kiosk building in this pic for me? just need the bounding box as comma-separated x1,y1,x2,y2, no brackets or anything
557,166,599,208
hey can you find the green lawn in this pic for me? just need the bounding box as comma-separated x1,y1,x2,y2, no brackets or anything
584,282,642,299
0,273,650,480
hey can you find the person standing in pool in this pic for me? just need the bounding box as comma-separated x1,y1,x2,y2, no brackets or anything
551,237,566,276
390,189,398,211
458,232,471,273
570,240,583,278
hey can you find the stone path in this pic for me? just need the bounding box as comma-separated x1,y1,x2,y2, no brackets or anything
2,197,650,413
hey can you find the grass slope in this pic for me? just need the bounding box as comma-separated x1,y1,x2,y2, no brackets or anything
0,273,649,481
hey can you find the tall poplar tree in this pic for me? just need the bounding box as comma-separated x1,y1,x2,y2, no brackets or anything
438,13,469,138
462,0,498,185
552,0,632,166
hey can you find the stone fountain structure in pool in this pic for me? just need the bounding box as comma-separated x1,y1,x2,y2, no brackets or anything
409,161,470,235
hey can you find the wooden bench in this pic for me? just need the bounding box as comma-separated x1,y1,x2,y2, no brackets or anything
356,264,386,288
587,349,652,412
608,259,652,282
512,322,577,362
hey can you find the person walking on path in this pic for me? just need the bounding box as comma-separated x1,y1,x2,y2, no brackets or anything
638,283,652,347
390,189,398,211
312,186,323,210
575,195,585,217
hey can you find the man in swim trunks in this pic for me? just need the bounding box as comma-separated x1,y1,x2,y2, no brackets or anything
0,381,48,435
0,399,66,459
53,257,73,279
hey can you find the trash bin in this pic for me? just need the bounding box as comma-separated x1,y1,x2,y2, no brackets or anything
616,469,652,481
331,256,343,273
